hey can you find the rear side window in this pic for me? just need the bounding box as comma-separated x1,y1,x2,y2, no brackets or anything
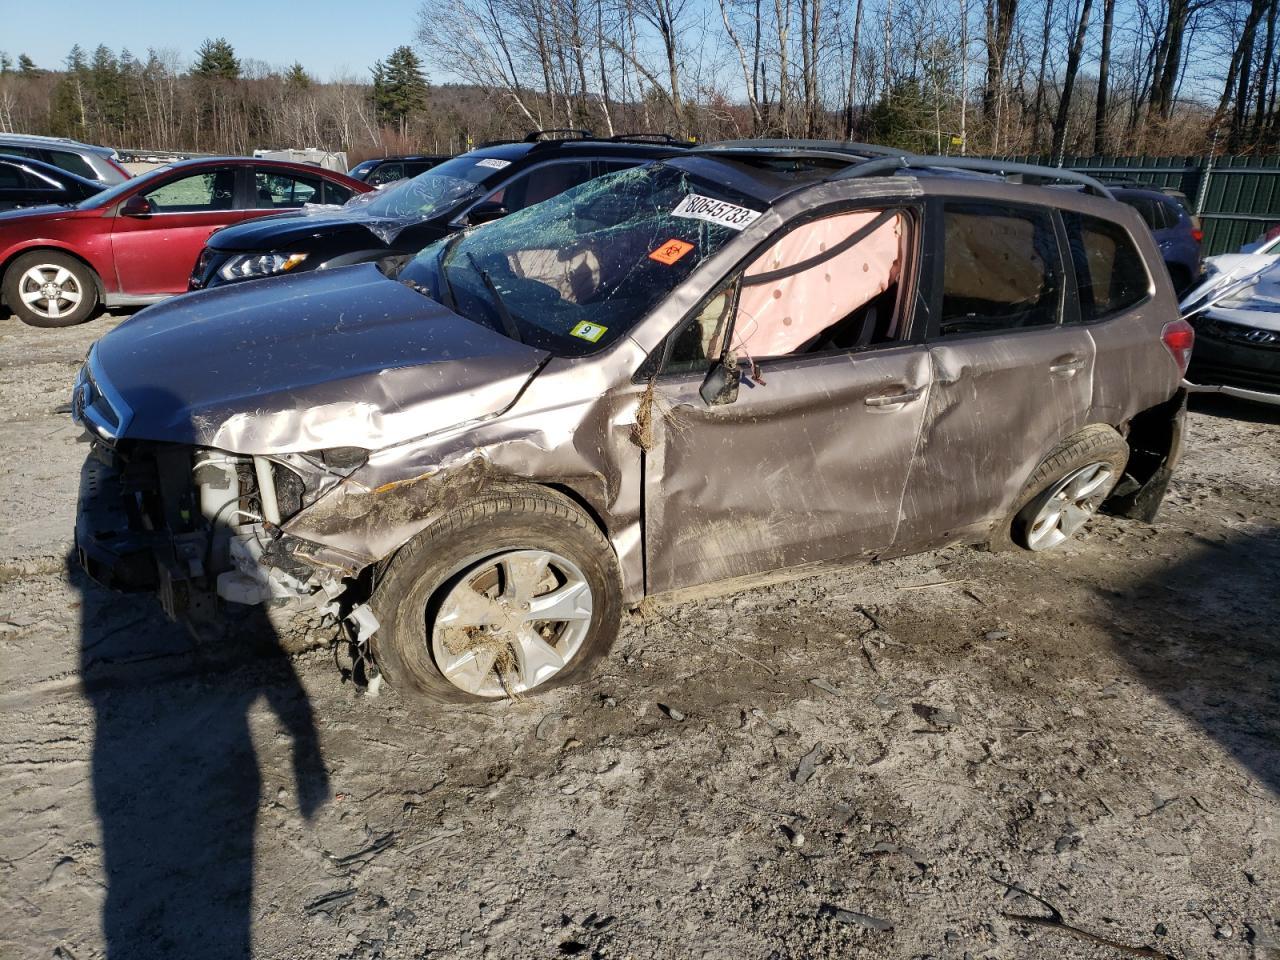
937,202,1062,336
1063,213,1150,322
322,181,355,205
0,163,27,188
48,149,96,180
254,170,321,207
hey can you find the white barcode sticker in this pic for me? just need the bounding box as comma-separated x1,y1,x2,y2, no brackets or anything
475,158,512,170
671,193,762,230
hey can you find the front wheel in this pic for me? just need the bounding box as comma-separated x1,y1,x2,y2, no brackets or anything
3,251,100,327
369,488,622,704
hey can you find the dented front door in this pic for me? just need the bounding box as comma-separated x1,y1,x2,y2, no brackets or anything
643,346,932,595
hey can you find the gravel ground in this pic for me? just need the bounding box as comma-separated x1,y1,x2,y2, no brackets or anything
1,311,1277,960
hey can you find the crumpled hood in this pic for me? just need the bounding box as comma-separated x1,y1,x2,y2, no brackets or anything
91,263,549,454
208,210,404,252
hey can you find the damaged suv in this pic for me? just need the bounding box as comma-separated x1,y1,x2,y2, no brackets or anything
73,142,1192,703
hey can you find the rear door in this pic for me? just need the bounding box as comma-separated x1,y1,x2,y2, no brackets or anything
643,204,930,593
893,198,1095,549
1062,209,1179,419
110,166,255,295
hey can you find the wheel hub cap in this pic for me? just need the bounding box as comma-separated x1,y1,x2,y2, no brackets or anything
1026,461,1116,551
431,549,593,697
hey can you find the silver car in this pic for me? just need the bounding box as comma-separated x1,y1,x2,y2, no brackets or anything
0,133,129,185
72,144,1193,703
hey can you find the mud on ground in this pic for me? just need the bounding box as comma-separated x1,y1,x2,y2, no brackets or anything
1,314,1277,960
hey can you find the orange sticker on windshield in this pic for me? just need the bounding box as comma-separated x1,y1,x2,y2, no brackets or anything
649,238,694,265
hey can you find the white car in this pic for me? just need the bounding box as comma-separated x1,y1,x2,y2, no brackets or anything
1182,231,1280,405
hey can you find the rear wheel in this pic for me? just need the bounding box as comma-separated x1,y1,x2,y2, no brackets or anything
3,251,100,327
1003,425,1130,552
369,488,622,704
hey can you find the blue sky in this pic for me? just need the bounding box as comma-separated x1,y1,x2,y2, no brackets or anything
0,0,423,80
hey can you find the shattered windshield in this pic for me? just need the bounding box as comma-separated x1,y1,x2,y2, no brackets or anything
345,154,509,221
398,163,763,355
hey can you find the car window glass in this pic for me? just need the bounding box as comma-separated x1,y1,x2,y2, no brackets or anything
1124,197,1159,230
1063,212,1149,322
144,169,237,211
666,287,735,373
323,181,354,205
732,209,907,358
0,145,37,159
500,161,595,213
254,170,321,208
0,163,27,189
49,150,97,179
938,202,1061,336
1159,200,1179,229
368,163,405,186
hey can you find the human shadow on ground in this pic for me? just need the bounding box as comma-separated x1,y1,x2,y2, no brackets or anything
73,553,329,959
1098,523,1280,798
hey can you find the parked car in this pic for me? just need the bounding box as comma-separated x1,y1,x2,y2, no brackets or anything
348,154,451,186
0,154,105,210
1181,245,1280,406
1107,184,1202,295
189,132,690,291
0,133,130,185
73,145,1190,704
0,157,370,326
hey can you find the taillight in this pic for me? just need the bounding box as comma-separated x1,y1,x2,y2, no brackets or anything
1162,319,1195,376
1191,228,1203,244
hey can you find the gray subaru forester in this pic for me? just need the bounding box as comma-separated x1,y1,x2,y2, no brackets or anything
72,142,1193,703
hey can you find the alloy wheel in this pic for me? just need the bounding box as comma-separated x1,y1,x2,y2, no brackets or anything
18,264,84,321
430,549,594,697
1025,461,1116,551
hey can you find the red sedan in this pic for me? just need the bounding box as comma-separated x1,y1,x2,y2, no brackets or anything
0,157,370,326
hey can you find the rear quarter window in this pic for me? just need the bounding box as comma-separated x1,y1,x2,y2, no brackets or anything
48,150,97,180
1062,213,1150,322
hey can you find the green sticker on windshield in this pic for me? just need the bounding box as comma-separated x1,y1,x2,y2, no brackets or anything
570,321,607,343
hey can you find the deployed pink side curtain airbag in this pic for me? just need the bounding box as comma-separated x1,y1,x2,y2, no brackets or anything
734,210,903,357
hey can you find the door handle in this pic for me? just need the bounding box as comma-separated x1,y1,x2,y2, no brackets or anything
1049,355,1086,376
865,387,922,407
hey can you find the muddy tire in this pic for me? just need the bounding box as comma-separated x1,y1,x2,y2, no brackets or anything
995,424,1130,552
3,251,100,327
368,487,622,704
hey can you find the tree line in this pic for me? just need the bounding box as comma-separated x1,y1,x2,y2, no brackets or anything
1,0,1277,162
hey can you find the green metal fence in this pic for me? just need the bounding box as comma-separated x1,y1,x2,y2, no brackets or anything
1000,154,1280,257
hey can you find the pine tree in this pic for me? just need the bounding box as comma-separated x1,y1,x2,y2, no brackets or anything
17,53,37,75
371,46,429,136
285,62,310,91
0,52,12,74
192,38,240,80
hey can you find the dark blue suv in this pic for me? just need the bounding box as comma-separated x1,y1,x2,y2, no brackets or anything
1108,185,1202,295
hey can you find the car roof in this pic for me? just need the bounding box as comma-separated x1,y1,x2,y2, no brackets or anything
146,155,365,182
663,140,1118,206
469,135,691,164
0,133,115,157
1109,185,1178,203
363,154,450,164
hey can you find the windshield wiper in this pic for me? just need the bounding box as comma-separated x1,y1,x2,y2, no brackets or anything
465,252,523,344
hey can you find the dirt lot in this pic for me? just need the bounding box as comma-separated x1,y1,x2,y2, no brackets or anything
1,312,1277,960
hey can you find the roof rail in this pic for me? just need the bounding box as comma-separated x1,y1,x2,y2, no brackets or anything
692,138,911,163
607,132,693,146
833,154,1115,199
524,128,595,142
